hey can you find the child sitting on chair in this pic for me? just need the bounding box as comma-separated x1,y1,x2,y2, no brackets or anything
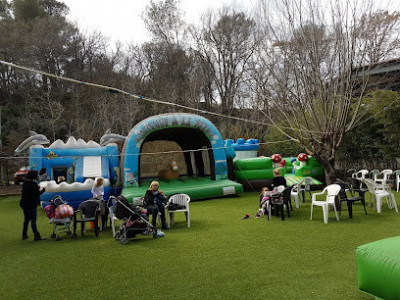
255,169,287,218
255,187,276,218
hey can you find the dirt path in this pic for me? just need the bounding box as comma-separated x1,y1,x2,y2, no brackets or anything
0,185,21,197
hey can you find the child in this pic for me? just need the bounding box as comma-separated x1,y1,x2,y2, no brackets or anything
255,177,286,218
255,187,273,218
91,177,104,200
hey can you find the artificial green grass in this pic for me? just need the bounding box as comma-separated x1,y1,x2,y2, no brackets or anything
1,192,398,299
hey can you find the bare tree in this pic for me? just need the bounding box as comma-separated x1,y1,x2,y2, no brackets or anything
191,8,258,134
36,91,64,141
357,10,400,63
254,0,400,183
143,0,187,46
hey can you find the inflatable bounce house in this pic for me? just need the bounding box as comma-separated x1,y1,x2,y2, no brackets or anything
356,236,400,299
19,113,323,205
121,113,243,202
227,138,324,191
22,135,120,209
229,138,259,160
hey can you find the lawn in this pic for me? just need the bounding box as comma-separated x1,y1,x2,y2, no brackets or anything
1,191,398,299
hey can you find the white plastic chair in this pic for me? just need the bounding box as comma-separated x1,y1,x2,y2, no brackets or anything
290,181,303,209
393,170,400,192
369,170,379,182
353,170,368,188
310,184,341,224
363,179,398,214
299,176,313,202
375,169,393,185
167,194,191,228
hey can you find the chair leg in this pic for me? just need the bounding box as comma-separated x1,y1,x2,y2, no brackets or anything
81,222,85,236
280,206,284,220
111,215,116,237
310,204,314,220
388,195,393,209
167,211,171,229
73,220,77,238
307,191,312,201
376,196,382,213
323,205,328,224
347,201,353,219
391,193,398,213
333,204,339,221
362,199,368,215
268,203,271,220
186,211,190,228
294,195,299,209
94,221,99,237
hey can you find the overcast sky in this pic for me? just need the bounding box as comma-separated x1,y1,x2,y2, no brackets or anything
61,0,251,45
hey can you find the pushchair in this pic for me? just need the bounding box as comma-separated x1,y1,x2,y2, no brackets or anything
43,195,74,241
110,195,157,244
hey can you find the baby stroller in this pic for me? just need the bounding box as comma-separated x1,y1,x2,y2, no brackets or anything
110,195,157,244
43,195,74,241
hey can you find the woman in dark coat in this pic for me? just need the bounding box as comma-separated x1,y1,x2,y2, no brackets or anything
20,170,46,241
144,181,168,230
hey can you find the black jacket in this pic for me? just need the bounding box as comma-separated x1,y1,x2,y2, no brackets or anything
20,180,45,210
144,190,167,207
272,176,287,189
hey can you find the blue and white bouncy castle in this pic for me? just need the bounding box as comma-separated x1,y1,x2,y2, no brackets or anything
121,113,243,202
28,137,120,209
226,138,259,160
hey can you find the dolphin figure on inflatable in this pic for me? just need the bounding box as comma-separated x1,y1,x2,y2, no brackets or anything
100,129,126,146
15,131,50,154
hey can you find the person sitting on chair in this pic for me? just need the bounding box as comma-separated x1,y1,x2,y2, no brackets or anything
271,168,287,189
144,181,168,230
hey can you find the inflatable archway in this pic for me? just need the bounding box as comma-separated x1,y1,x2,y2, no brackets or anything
121,113,242,201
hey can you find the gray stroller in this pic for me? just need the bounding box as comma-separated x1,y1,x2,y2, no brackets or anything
110,195,157,244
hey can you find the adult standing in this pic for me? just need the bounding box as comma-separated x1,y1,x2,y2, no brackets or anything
20,170,46,241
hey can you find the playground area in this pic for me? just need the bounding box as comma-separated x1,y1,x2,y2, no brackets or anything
7,113,400,299
3,1,400,298
1,190,398,299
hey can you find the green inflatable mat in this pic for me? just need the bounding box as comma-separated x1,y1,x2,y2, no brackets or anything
356,236,400,299
122,177,243,202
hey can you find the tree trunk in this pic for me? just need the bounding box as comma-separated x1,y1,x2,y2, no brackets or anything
319,158,336,185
